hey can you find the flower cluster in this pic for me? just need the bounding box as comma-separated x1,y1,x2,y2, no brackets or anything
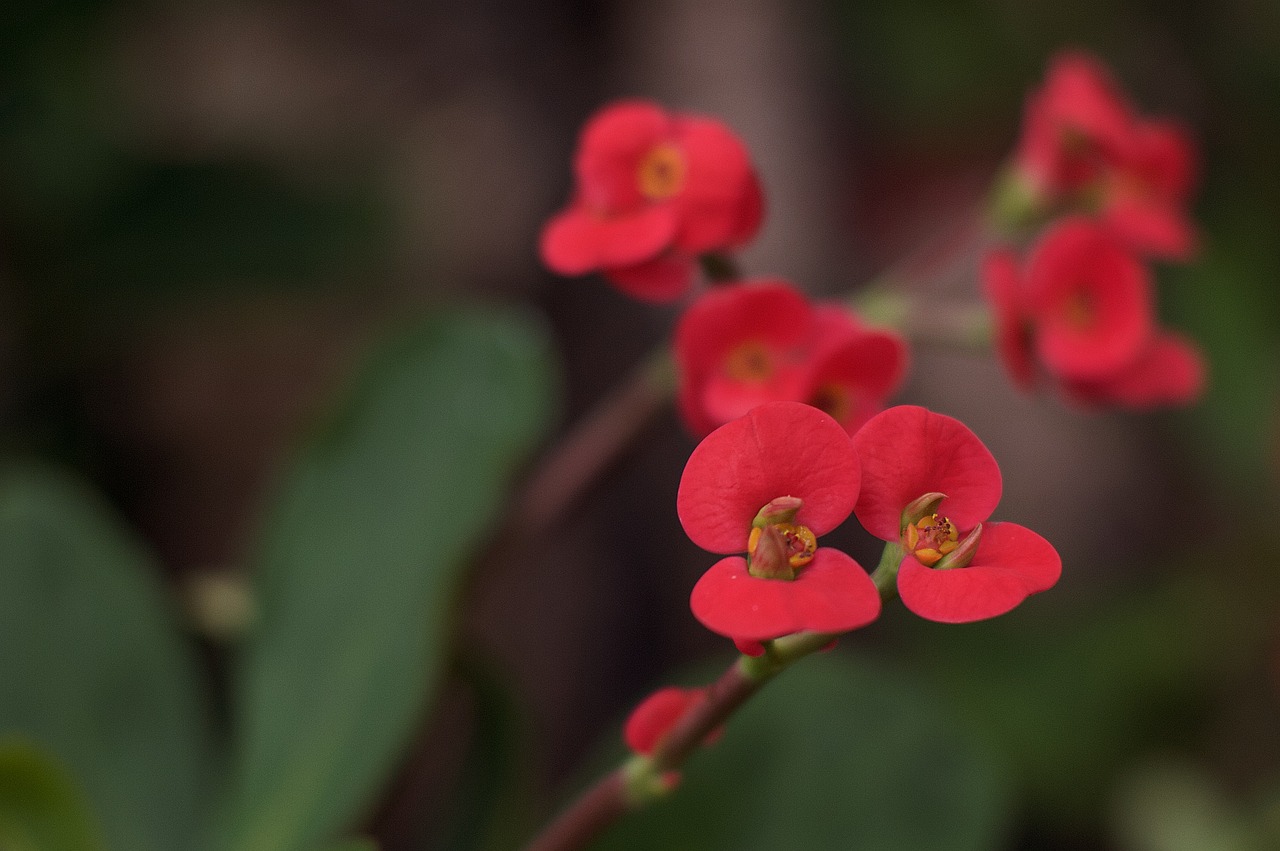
674,281,908,437
983,217,1204,408
985,52,1206,409
539,100,762,302
1003,51,1197,261
676,402,1060,649
533,61,1206,769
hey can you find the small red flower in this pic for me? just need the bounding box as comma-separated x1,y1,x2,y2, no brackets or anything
624,686,716,756
982,218,1205,409
677,402,881,642
540,100,763,302
1010,51,1198,261
852,405,1061,623
674,281,908,436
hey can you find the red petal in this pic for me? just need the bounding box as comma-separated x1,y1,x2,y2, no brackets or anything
897,522,1061,623
689,549,881,641
1026,218,1154,380
980,248,1037,391
677,402,860,554
803,327,909,435
540,203,678,274
1013,51,1135,195
670,115,762,253
852,406,1002,542
575,100,670,212
1102,197,1198,262
623,686,705,755
674,282,815,434
1038,51,1134,151
604,252,696,302
1065,331,1205,409
700,364,809,425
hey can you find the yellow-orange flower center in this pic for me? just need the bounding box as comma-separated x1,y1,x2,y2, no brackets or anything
637,143,687,201
747,523,817,569
723,340,774,382
906,513,958,567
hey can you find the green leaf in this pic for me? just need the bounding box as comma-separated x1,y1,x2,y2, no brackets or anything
0,468,216,851
0,738,106,851
591,653,1011,851
314,840,378,851
213,309,558,851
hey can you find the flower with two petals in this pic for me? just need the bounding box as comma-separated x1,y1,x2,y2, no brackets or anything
853,405,1061,623
677,402,881,645
982,217,1204,409
674,281,908,436
540,99,763,302
1005,51,1198,261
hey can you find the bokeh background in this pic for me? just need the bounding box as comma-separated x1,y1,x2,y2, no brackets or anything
3,1,1280,849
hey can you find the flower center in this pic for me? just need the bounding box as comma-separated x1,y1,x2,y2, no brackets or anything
744,497,815,580
809,383,850,424
723,341,774,382
905,513,958,567
747,523,817,569
1064,289,1096,329
637,143,686,201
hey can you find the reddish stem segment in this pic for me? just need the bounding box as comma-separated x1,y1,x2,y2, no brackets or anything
519,630,835,851
522,769,630,851
508,349,673,543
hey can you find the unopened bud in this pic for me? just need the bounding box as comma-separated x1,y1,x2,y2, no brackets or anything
752,496,803,528
933,523,983,571
747,524,795,580
900,492,947,536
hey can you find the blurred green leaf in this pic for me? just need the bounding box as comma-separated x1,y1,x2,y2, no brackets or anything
0,738,106,851
592,653,1011,851
0,468,216,851
908,556,1274,826
1112,760,1263,851
213,308,559,851
315,840,378,851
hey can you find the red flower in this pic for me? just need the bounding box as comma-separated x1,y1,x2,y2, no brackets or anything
624,686,716,756
852,406,1061,623
674,281,908,436
982,218,1205,409
540,100,763,302
677,402,881,642
1009,51,1198,261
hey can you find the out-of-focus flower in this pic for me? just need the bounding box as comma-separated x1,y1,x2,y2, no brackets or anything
677,402,881,643
540,100,763,302
623,686,715,756
982,218,1205,409
852,406,1061,623
674,281,907,436
1001,51,1198,261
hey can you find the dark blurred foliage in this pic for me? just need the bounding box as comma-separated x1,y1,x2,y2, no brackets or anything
2,0,1280,849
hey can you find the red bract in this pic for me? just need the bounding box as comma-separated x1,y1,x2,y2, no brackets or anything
624,686,714,756
677,402,880,641
540,100,763,302
853,406,1060,623
675,281,908,436
1010,51,1198,261
981,218,1205,409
